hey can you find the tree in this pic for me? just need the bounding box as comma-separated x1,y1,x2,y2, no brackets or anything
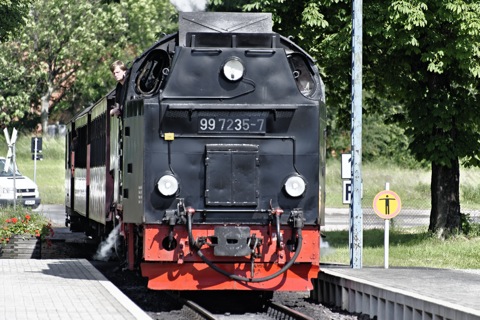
121,0,177,53
57,0,177,122
0,42,31,127
0,0,128,130
209,0,480,237
0,0,177,129
0,0,32,42
364,1,480,237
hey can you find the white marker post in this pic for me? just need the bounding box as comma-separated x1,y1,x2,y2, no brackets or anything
34,138,38,183
384,182,390,269
373,185,402,270
4,128,18,210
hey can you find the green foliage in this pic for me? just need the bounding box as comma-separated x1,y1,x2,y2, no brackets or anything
0,48,34,125
0,0,128,127
0,0,32,41
370,1,480,167
0,0,177,129
120,0,177,54
328,113,422,167
461,213,480,237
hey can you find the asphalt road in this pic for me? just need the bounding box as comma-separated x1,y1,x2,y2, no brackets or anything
323,207,432,231
33,204,67,227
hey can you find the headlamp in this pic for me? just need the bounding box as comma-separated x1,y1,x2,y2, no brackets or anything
284,175,306,197
222,57,244,81
157,174,179,196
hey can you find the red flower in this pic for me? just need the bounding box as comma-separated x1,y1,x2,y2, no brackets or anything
11,217,18,224
25,215,31,221
5,219,11,223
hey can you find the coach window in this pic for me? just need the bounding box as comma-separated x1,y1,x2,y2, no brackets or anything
135,49,170,95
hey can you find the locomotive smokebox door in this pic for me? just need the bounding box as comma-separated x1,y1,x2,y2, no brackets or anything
214,226,251,257
205,144,259,206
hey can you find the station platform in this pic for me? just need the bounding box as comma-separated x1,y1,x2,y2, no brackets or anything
0,259,152,320
314,266,480,320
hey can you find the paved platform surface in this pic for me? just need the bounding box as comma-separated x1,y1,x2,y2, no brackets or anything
320,266,480,317
0,259,152,320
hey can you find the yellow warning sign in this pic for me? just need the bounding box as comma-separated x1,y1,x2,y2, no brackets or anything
373,190,401,219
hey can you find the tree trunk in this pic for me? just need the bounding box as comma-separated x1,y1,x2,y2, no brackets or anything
429,158,461,238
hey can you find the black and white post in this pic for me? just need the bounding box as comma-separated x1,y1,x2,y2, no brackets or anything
4,128,18,210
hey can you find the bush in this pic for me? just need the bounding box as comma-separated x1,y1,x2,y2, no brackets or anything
327,113,428,169
0,206,53,244
461,213,480,237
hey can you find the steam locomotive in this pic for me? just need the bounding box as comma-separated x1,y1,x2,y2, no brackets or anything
65,12,326,292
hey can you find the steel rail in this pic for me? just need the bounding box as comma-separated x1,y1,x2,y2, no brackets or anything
266,301,315,320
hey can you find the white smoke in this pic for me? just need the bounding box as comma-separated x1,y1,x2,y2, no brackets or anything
170,0,207,12
93,224,121,261
320,238,334,257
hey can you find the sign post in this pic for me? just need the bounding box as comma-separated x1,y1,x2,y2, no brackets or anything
373,184,401,268
4,128,18,210
31,137,43,183
341,153,352,204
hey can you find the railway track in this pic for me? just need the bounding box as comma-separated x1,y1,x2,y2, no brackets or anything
89,259,365,319
47,243,363,320
167,291,316,320
265,301,316,320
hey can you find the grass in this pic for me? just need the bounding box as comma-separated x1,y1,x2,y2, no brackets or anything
326,158,431,209
325,157,480,269
321,226,480,269
326,157,480,210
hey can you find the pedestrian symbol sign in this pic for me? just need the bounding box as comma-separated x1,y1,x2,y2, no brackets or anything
373,190,401,219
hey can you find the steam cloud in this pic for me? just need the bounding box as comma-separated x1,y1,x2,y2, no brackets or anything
93,224,121,261
170,0,207,12
320,238,334,257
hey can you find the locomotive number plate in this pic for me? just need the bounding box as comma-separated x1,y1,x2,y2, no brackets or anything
198,116,266,133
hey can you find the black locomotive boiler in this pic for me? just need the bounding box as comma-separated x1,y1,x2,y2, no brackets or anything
65,12,326,292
